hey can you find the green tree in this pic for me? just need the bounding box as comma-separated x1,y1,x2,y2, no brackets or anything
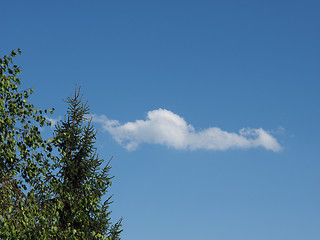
0,49,55,238
0,50,122,239
48,89,122,239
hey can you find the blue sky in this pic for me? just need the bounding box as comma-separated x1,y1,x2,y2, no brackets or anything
2,0,320,239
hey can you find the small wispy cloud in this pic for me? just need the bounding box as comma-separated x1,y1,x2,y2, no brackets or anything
46,116,61,127
92,109,282,152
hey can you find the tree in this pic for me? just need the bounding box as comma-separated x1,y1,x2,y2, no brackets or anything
0,50,122,239
48,89,122,239
0,49,55,238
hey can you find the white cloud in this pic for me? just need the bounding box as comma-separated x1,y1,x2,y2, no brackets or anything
92,109,282,152
46,116,61,127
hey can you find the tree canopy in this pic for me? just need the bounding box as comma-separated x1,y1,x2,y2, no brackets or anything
0,50,122,239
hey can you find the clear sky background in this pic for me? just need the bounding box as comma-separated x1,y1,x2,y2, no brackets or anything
2,0,320,239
